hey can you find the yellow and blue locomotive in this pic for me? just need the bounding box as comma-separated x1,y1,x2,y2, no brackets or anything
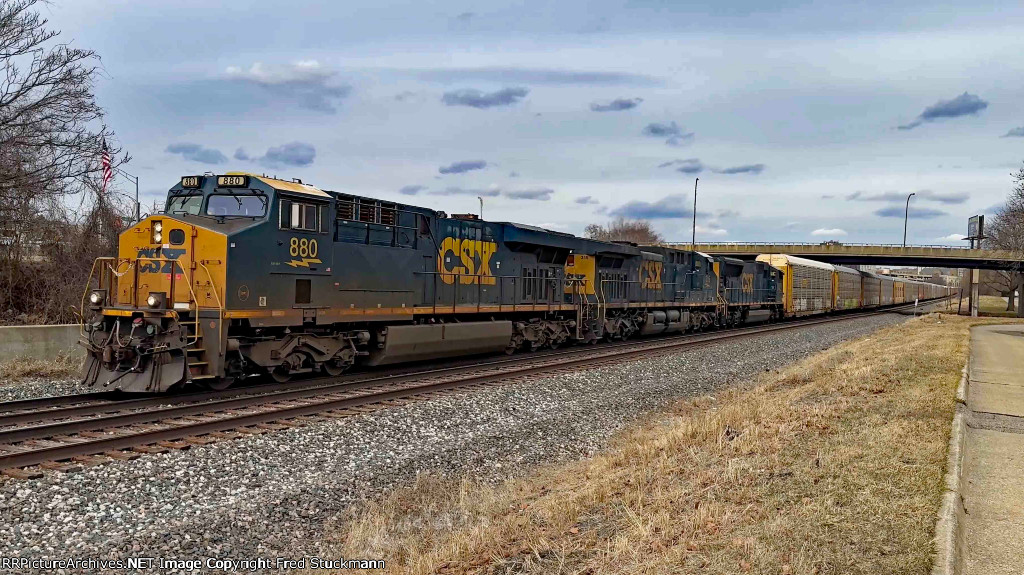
80,173,736,393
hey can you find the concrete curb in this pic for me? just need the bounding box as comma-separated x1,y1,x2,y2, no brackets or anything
932,362,969,575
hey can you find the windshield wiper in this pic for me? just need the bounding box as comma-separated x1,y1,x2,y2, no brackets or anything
220,188,244,210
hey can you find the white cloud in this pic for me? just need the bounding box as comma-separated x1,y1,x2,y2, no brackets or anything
696,224,728,236
538,222,569,230
225,60,333,85
223,60,350,112
938,233,967,241
811,228,848,236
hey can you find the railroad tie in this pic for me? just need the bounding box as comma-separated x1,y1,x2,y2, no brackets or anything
131,445,168,455
290,416,325,425
1,468,43,479
183,436,218,446
50,435,96,444
156,440,192,450
18,439,67,449
104,450,142,461
206,431,243,440
72,455,110,467
39,461,84,473
253,423,290,431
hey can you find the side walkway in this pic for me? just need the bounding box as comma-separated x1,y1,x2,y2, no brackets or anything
956,324,1024,574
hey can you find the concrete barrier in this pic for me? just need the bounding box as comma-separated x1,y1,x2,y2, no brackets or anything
0,324,82,360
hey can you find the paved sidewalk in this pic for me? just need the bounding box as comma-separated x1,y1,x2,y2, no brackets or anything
960,324,1024,574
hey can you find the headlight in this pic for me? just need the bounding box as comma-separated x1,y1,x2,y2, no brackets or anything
89,291,103,304
146,292,166,309
151,219,163,244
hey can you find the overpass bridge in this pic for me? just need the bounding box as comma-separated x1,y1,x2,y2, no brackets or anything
669,242,1023,270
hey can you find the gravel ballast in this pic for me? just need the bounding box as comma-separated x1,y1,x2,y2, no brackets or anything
0,312,922,572
0,377,83,403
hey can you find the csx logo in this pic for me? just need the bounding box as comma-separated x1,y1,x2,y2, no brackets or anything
136,248,186,273
741,273,754,293
640,261,663,289
438,237,497,285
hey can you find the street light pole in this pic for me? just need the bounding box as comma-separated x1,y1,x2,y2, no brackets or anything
477,196,483,220
691,178,699,251
115,167,140,223
903,192,915,248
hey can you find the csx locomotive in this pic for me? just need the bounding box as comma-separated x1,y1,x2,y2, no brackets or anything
79,173,947,393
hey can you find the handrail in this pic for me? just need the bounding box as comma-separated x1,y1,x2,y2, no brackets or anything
79,258,137,339
197,260,225,353
81,256,220,348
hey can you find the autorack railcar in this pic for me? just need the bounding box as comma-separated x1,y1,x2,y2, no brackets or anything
755,254,834,317
748,254,949,319
833,265,862,311
860,271,882,308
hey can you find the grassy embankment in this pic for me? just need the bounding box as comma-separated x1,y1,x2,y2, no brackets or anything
0,352,81,382
327,314,1021,574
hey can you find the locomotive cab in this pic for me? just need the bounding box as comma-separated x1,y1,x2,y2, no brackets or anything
79,174,293,392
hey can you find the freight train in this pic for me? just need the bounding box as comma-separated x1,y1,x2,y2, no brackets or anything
78,173,949,393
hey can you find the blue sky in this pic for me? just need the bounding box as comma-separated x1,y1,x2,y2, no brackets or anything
47,0,1024,244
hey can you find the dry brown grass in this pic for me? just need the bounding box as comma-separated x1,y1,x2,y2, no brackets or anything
326,314,1021,575
0,352,81,382
944,295,1019,317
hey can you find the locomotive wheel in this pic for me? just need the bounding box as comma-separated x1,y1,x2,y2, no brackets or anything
270,365,292,383
321,359,347,377
205,376,235,391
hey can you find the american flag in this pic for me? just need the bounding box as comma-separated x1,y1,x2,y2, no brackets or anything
101,139,113,194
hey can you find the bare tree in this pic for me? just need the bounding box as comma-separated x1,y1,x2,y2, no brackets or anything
585,217,663,245
0,0,127,323
0,0,122,203
984,161,1024,311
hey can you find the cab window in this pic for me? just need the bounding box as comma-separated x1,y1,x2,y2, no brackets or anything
166,194,202,215
279,199,326,233
206,193,268,217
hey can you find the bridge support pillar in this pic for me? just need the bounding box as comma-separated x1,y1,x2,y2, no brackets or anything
1018,274,1024,318
970,269,980,317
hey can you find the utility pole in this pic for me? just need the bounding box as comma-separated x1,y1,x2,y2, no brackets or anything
902,192,915,248
691,178,699,251
116,167,140,223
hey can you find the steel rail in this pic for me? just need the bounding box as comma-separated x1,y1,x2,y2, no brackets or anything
0,300,934,428
0,300,941,471
0,391,121,415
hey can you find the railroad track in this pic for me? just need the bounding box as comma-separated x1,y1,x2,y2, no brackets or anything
0,301,941,479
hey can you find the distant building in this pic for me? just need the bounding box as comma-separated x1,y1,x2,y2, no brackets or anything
877,266,958,287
